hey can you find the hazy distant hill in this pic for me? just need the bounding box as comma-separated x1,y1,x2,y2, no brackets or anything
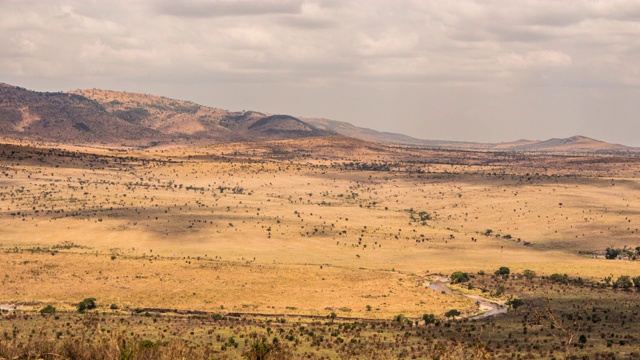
492,136,631,152
303,117,430,145
304,117,636,153
0,82,635,153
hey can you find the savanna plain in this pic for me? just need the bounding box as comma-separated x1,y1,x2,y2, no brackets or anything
1,136,640,359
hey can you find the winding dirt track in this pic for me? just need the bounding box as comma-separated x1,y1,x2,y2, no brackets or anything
2,282,507,322
425,277,507,320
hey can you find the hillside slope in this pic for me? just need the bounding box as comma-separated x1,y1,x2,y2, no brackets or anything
0,83,163,145
70,89,332,142
0,83,332,145
1,82,635,153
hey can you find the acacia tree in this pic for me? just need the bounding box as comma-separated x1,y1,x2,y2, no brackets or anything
444,309,460,319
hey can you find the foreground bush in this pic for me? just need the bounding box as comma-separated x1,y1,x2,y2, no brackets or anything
0,330,218,360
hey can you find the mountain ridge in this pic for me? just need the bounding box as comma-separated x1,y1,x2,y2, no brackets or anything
0,82,635,153
303,117,636,153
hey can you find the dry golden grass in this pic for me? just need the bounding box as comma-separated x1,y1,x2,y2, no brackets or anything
2,137,640,320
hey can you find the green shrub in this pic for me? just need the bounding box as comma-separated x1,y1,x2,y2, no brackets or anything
422,313,436,325
77,298,97,313
444,309,460,319
549,273,568,284
605,247,621,259
522,269,536,280
614,275,633,290
506,298,524,309
450,271,470,284
40,305,56,315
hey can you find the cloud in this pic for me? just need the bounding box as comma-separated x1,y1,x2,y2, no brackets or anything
154,0,301,18
0,0,639,144
498,50,572,69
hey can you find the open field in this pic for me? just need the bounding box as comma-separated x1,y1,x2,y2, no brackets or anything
2,136,640,358
3,274,640,359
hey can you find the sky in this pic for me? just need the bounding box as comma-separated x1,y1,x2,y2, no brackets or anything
1,0,640,146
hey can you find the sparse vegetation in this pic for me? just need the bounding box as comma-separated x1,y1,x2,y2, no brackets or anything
1,124,640,358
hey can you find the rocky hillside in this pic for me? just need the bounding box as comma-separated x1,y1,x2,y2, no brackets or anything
0,83,332,145
70,88,331,142
0,83,163,145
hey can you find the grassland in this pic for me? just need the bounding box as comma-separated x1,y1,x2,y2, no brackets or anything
1,136,640,358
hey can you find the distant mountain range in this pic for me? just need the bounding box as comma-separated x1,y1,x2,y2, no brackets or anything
304,117,634,153
0,82,635,153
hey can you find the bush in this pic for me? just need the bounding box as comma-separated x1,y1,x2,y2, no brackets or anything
140,340,155,349
614,275,633,290
450,271,470,284
393,314,406,324
522,269,536,280
549,273,568,284
444,309,460,319
77,298,97,313
494,267,510,276
506,298,524,309
40,305,56,315
605,247,621,260
579,334,587,344
422,313,436,325
110,304,119,310
243,337,289,360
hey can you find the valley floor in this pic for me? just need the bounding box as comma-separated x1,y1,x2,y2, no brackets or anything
1,137,640,358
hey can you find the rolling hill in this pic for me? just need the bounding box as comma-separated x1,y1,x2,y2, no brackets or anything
304,117,636,153
69,88,331,143
493,135,631,152
0,82,635,153
0,83,331,145
0,83,164,145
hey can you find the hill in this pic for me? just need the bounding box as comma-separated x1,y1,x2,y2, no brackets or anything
69,88,331,142
493,135,631,152
0,82,635,153
304,117,636,153
0,83,163,145
0,83,331,145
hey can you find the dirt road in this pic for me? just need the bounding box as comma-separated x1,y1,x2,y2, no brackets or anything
425,277,507,320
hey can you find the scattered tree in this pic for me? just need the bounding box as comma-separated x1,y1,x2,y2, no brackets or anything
78,298,97,313
522,269,536,280
444,309,460,319
422,313,436,325
450,271,470,284
40,305,56,315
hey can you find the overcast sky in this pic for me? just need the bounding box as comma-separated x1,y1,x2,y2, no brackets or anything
2,1,640,145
